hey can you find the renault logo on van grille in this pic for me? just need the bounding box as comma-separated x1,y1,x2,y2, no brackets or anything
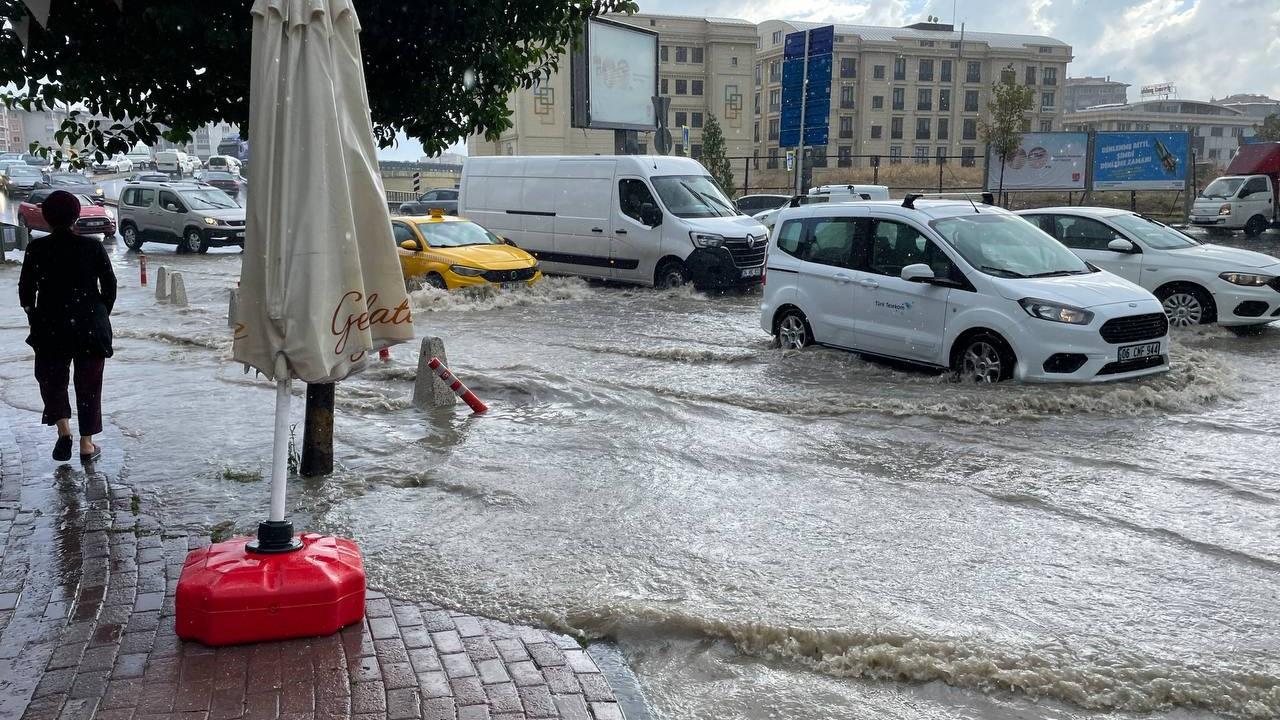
746,234,763,249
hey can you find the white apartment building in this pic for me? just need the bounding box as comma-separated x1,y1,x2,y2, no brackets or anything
468,14,756,162
753,20,1072,171
0,106,22,154
1063,99,1257,165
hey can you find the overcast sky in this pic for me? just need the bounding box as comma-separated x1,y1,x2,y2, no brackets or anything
382,0,1278,160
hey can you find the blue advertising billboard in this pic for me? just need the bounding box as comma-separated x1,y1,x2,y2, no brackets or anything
779,25,833,148
1092,132,1190,190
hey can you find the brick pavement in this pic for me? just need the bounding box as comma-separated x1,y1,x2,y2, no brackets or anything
0,403,636,720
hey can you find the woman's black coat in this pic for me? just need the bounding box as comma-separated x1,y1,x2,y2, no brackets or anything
18,229,117,358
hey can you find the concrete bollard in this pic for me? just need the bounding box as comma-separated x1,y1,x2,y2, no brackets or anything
155,266,170,302
412,336,456,408
169,271,188,307
227,287,239,328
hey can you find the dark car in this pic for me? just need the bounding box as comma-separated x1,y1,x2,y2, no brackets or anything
397,188,458,215
1,163,47,197
201,171,242,195
44,173,106,203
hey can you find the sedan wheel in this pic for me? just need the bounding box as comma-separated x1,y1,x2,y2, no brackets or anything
960,340,1005,383
1161,291,1204,327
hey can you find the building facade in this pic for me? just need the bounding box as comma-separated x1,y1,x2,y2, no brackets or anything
468,14,757,162
0,106,22,154
753,20,1072,171
1063,99,1256,165
1064,76,1129,111
1214,93,1280,119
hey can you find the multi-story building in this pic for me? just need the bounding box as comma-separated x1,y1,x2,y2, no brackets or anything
753,19,1072,172
1214,93,1280,119
1063,99,1256,165
1064,76,1129,111
193,123,239,160
468,14,756,163
0,106,22,154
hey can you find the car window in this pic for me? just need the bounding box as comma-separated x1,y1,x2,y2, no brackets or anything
159,190,185,211
125,188,156,207
392,223,417,248
1110,213,1198,250
1242,177,1269,196
867,220,953,278
416,221,502,247
441,190,458,199
1019,214,1054,238
29,189,50,204
618,179,658,223
1053,216,1121,251
932,214,1090,278
802,217,866,269
776,219,805,257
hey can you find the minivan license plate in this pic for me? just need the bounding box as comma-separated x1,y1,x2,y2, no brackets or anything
1118,342,1160,362
741,267,762,278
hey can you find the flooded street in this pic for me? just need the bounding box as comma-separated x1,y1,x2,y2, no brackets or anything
2,210,1279,718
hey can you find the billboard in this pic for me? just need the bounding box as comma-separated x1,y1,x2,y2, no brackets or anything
1093,132,1190,190
779,25,833,148
570,18,658,131
985,132,1088,191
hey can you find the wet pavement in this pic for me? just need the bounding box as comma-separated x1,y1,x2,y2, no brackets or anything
1,208,1279,720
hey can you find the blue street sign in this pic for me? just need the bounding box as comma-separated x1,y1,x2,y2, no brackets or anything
778,25,834,149
807,25,834,56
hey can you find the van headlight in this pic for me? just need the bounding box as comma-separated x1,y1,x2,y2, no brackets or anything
203,216,219,226
1019,298,1094,325
1219,204,1232,216
690,232,725,249
1219,271,1272,286
450,265,486,277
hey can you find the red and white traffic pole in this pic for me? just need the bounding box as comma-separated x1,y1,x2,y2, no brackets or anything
427,358,487,413
378,347,391,362
139,253,148,286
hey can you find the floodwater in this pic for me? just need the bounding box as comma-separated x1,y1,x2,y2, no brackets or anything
2,199,1279,719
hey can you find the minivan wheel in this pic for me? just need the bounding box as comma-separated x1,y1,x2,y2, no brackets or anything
1156,284,1212,326
1245,215,1269,237
953,332,1014,383
775,309,813,349
121,224,143,251
185,228,210,254
655,260,689,289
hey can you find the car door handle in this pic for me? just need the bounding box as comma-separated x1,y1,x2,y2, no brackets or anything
591,227,604,233
615,229,627,235
858,278,879,288
833,273,853,283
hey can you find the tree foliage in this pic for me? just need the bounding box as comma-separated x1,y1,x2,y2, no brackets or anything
700,114,734,197
0,0,637,164
978,72,1035,195
1255,113,1280,142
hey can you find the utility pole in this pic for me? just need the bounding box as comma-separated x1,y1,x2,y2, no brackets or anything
794,36,809,197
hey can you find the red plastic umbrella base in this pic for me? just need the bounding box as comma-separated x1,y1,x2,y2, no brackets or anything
176,533,366,646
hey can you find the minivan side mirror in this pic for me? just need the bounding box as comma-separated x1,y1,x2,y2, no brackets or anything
640,202,662,227
901,263,935,283
165,203,181,212
1107,238,1135,253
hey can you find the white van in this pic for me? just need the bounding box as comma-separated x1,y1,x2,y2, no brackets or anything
459,155,770,289
155,150,190,176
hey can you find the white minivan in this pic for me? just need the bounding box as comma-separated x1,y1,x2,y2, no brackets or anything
761,198,1171,383
459,155,770,289
154,150,190,176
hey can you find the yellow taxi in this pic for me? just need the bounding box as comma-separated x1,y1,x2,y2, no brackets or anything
392,212,542,290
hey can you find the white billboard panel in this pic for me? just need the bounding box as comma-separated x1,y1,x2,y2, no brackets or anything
573,19,658,130
985,132,1089,191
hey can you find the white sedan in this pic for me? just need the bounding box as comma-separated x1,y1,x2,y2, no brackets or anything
1017,207,1280,333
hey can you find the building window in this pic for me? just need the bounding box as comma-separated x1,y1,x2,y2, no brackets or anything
1039,120,1053,132
1039,46,1053,53
840,58,857,79
840,86,856,109
838,145,852,167
964,90,979,112
768,118,779,140
873,65,886,80
941,60,952,82
891,117,903,139
811,146,827,168
768,147,779,169
936,147,948,163
915,118,931,140
889,145,903,164
1208,148,1220,160
839,115,853,139
676,79,688,95
691,144,702,159
675,111,687,127
754,93,760,114
939,89,951,112
772,30,783,45
920,40,935,47
938,118,949,139
894,57,907,81
770,61,781,83
872,95,884,110
731,56,738,67
871,125,883,139
676,46,688,63
918,59,934,82
1210,126,1224,137
961,147,976,166
692,47,704,64
692,80,703,96
917,89,932,111
1042,67,1057,86
892,88,905,111
769,89,780,111
1041,91,1055,109
691,112,703,128
1020,117,1032,132
1025,66,1036,85
661,78,668,95
755,63,761,86
754,122,760,143
966,61,981,83
1232,126,1244,137
661,45,669,62
675,143,684,155
915,145,929,164
962,118,977,140
1000,67,1016,85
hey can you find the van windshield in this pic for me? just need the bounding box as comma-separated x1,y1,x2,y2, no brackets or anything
651,174,740,218
932,214,1091,278
180,189,239,210
1201,177,1245,199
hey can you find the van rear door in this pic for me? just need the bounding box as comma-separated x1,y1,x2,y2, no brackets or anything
551,159,616,279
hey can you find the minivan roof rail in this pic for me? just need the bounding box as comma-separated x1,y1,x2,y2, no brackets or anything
901,191,995,210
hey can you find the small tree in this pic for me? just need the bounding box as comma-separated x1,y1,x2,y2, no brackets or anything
700,114,735,197
1254,113,1280,142
979,73,1035,202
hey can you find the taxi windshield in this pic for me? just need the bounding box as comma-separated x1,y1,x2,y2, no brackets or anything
416,221,501,247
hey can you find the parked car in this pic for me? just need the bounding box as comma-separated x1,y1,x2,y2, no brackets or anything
761,197,1170,383
18,189,116,237
201,171,242,195
754,185,891,230
393,212,542,291
1,163,47,197
117,181,246,253
460,155,768,289
205,155,242,174
735,194,791,215
182,155,203,175
398,188,458,215
126,172,172,184
91,154,133,174
154,150,190,176
44,173,106,202
1017,207,1280,333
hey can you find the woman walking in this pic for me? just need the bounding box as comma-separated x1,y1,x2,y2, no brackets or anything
17,190,117,464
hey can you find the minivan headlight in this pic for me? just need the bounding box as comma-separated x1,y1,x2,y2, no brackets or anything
450,265,486,277
690,232,725,249
1019,298,1094,325
1219,271,1272,286
203,216,218,226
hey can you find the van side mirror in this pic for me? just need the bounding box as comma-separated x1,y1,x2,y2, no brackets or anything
640,202,662,227
1107,238,1135,253
901,263,935,283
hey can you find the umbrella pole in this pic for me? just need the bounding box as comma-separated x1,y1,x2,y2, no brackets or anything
247,375,303,553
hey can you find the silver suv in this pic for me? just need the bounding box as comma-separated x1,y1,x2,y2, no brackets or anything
117,181,246,254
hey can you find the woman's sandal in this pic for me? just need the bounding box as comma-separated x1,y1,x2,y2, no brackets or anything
80,444,102,464
53,435,73,462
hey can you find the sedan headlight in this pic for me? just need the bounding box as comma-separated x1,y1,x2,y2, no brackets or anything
1019,298,1095,325
1219,204,1231,216
95,188,104,195
690,231,725,249
202,216,219,226
450,265,486,277
1219,271,1272,287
